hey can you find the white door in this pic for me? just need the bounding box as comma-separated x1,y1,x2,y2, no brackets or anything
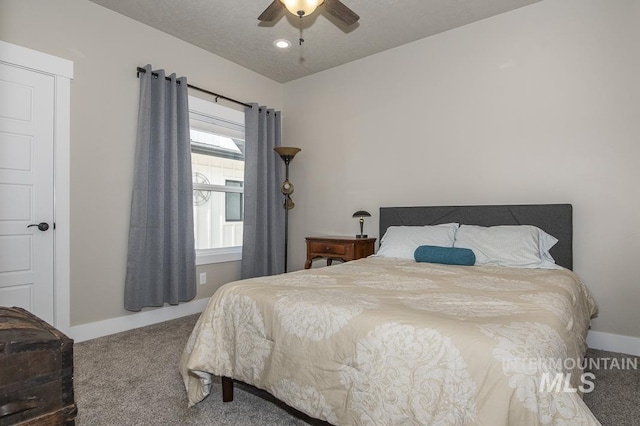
0,62,56,324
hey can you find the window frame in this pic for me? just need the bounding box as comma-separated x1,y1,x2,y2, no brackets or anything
189,96,245,265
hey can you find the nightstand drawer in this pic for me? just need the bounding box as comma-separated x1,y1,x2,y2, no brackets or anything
309,241,347,255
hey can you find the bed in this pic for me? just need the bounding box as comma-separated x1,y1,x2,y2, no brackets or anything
180,204,599,425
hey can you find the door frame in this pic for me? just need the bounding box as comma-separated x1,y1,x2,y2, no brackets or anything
0,40,73,332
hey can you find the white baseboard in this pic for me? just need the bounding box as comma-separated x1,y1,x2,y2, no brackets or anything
68,298,209,343
587,330,640,357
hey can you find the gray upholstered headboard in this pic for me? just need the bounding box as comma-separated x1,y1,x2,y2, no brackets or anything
379,204,573,270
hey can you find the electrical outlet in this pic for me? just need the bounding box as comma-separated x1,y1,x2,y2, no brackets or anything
199,272,207,285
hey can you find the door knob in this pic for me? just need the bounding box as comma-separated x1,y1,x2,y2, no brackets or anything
27,222,49,231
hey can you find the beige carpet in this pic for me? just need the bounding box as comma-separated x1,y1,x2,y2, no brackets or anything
74,314,639,425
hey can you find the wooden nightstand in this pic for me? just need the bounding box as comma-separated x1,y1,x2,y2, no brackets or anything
304,236,376,269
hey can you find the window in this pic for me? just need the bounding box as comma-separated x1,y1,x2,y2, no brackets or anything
189,96,245,265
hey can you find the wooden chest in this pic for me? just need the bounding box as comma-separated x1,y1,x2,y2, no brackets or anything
0,307,76,425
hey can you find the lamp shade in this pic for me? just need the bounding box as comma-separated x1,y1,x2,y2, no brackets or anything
274,146,301,162
281,0,323,17
352,210,371,218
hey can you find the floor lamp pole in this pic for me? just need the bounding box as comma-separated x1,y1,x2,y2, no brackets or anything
283,159,290,273
273,146,300,275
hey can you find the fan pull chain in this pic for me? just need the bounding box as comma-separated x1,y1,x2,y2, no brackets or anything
298,17,305,46
297,16,306,64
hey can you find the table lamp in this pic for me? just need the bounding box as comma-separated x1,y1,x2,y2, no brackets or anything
352,210,371,238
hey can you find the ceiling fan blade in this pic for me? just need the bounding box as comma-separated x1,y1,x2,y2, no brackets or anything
323,0,359,26
258,0,283,22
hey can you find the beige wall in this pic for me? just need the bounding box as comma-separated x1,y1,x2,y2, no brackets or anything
283,0,640,338
0,0,282,325
2,0,638,340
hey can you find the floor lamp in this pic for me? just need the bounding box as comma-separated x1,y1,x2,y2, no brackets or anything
274,147,301,273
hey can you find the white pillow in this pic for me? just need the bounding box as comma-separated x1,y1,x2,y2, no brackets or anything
453,224,560,269
375,223,459,260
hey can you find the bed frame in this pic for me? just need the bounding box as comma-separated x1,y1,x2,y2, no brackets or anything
379,204,573,270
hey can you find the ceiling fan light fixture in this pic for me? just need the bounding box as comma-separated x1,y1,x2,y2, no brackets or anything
281,0,323,17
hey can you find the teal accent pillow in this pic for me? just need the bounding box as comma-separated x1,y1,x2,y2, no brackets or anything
414,245,476,266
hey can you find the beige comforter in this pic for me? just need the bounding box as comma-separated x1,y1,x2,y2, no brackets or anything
180,257,599,425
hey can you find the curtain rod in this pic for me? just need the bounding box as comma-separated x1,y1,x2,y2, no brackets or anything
136,67,252,109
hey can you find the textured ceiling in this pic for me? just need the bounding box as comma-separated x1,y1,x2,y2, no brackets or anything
88,0,541,83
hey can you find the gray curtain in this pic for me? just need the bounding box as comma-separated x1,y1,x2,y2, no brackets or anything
241,104,284,278
124,64,196,311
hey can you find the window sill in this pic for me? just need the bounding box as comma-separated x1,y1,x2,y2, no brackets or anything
196,247,242,265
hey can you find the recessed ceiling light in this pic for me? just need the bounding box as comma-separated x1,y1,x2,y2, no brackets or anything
273,39,291,49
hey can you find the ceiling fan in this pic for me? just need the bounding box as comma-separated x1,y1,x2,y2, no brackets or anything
258,0,360,26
